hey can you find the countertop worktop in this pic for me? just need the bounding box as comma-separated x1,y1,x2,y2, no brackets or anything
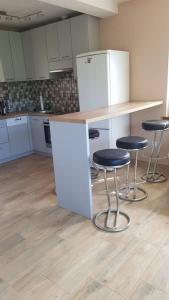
0,101,163,122
50,101,163,124
0,111,63,120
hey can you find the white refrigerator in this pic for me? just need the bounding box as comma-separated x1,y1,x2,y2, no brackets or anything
76,50,130,154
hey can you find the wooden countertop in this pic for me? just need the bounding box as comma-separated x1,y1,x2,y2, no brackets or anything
0,112,28,120
50,101,163,124
0,111,59,120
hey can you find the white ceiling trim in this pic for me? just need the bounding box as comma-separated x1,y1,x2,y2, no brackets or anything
38,0,119,18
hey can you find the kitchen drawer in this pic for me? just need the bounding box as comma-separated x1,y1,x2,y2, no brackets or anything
6,116,28,126
0,143,10,160
0,120,9,143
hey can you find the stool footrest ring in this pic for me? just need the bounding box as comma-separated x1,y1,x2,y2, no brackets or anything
93,209,130,233
142,173,167,183
142,154,169,160
119,186,148,202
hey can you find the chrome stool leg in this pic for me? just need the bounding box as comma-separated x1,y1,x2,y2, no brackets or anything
93,166,130,233
120,150,148,202
142,131,167,183
90,158,99,180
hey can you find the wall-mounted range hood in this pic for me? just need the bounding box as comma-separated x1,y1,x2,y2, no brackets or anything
49,59,73,73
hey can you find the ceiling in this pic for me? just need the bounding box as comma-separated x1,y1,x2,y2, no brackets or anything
0,0,75,30
0,0,130,31
39,0,131,18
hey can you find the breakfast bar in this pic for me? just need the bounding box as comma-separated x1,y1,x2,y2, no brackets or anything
50,100,163,219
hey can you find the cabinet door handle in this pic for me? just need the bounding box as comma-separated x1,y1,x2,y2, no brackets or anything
49,58,57,61
62,56,70,59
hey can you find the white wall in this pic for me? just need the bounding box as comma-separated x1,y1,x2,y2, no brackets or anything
100,0,169,164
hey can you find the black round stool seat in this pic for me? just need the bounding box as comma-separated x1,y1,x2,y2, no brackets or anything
142,120,169,131
93,149,130,167
89,128,100,139
116,136,148,150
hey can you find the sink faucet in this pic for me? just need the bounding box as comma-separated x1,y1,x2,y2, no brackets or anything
40,93,44,111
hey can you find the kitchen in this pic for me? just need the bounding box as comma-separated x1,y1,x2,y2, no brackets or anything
1,0,169,299
0,12,99,163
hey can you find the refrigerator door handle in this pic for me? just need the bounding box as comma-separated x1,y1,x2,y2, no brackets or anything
90,127,110,131
85,57,92,64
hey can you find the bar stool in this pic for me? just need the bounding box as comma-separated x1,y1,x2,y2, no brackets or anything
142,120,169,183
89,128,100,179
116,136,148,202
93,148,130,232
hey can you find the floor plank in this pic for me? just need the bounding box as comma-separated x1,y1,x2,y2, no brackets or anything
0,154,169,299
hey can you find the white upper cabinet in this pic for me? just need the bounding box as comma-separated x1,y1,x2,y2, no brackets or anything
31,26,49,80
0,14,100,82
71,15,100,56
46,19,73,71
71,15,100,76
22,30,35,80
46,23,60,62
0,30,27,82
0,31,14,82
71,15,89,57
9,32,26,81
57,19,72,60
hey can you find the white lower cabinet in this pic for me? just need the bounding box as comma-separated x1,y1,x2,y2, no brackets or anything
0,120,10,161
7,116,31,157
30,116,50,154
0,143,11,160
0,120,9,143
0,115,51,164
0,120,11,162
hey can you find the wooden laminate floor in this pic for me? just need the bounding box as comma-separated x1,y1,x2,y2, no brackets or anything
1,154,169,300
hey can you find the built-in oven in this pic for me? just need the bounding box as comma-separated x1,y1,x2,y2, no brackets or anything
43,119,51,148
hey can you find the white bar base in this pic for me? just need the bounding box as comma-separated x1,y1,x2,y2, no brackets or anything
50,121,92,219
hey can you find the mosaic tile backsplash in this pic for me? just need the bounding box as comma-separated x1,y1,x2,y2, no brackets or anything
0,72,79,114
